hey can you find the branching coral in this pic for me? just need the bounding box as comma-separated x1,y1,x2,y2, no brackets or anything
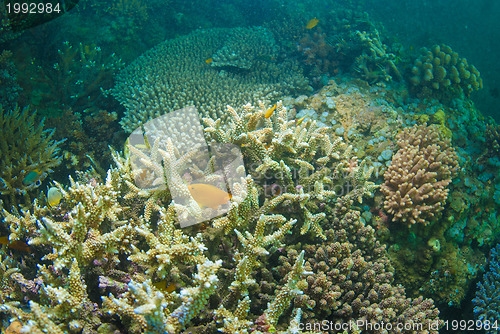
0,106,63,209
127,206,208,279
3,168,134,269
381,123,459,226
103,259,222,334
1,259,102,333
204,101,375,238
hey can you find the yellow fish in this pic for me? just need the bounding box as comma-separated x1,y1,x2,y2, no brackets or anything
152,280,177,293
296,116,306,125
47,187,62,207
0,236,31,252
188,183,232,209
205,58,213,64
265,104,277,118
306,18,319,29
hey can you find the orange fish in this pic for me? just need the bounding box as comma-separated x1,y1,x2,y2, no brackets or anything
306,18,319,29
205,58,213,64
4,320,22,334
188,184,232,209
152,280,177,293
0,236,31,252
265,104,277,118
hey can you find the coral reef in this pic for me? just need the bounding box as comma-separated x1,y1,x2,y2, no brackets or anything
296,9,402,85
381,123,459,226
409,44,483,98
272,203,442,332
473,244,500,333
0,106,63,209
45,107,121,173
0,101,402,333
16,40,124,117
113,27,311,132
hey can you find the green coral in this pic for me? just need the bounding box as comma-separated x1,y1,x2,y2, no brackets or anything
0,106,63,209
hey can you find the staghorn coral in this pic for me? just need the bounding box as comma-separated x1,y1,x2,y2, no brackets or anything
127,206,208,279
0,106,63,209
104,259,222,334
1,260,102,333
113,27,310,133
3,168,134,269
30,171,134,269
409,44,483,98
231,214,296,296
0,88,448,334
381,123,459,226
203,101,360,238
263,250,311,325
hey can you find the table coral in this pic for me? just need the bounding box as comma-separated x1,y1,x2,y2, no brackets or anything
113,27,311,133
381,123,459,226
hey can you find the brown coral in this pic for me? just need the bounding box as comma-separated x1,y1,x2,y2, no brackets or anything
282,205,441,333
381,124,459,226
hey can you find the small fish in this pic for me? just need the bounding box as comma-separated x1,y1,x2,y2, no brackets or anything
306,18,319,29
4,320,22,334
143,133,151,150
47,187,62,207
0,236,31,252
296,116,306,125
265,104,277,118
153,280,177,293
205,58,213,64
22,169,42,186
188,183,232,209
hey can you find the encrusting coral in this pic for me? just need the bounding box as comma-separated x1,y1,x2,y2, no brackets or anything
381,123,459,226
0,106,63,210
